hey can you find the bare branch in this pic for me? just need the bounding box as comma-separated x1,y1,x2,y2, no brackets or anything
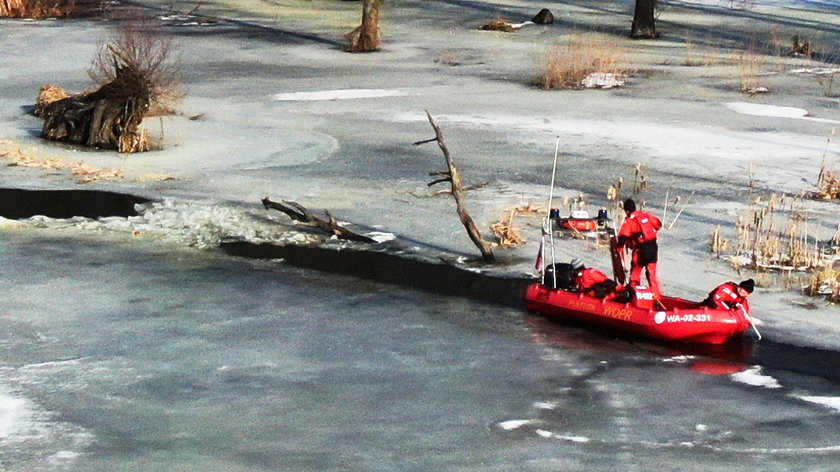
427,177,452,187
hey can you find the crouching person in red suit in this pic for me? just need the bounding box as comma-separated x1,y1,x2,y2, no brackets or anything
705,278,754,312
571,258,624,300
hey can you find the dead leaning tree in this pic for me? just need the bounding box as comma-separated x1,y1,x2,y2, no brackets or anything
261,198,376,243
414,110,496,263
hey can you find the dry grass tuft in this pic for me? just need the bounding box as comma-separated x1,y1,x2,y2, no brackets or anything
88,15,183,116
0,0,99,18
479,17,516,33
34,84,72,117
539,33,628,90
718,194,837,272
0,140,176,183
814,128,839,199
118,128,150,153
0,142,125,183
684,39,726,67
736,43,768,94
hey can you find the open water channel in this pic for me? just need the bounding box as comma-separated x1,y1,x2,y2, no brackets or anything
2,224,840,471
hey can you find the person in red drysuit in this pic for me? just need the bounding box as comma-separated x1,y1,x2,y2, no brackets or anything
705,279,754,312
616,198,663,297
571,258,623,299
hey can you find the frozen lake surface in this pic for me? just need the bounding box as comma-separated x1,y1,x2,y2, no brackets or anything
1,228,839,471
2,0,840,467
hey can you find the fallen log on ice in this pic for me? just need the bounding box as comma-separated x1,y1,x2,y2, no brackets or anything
261,198,376,243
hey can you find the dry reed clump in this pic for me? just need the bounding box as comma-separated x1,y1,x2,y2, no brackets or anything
717,194,839,272
711,225,728,255
815,168,840,199
805,267,840,302
539,33,628,90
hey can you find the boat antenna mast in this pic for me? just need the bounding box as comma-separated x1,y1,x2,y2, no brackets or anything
542,137,561,287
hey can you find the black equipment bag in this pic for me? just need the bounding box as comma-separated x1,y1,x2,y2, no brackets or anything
543,263,576,290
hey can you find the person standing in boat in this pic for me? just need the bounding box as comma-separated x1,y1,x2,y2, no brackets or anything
571,258,623,299
616,198,663,298
704,279,754,312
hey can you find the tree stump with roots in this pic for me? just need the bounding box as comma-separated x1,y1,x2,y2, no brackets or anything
38,66,151,152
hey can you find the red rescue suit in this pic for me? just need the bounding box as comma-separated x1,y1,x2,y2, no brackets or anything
617,210,662,297
705,282,751,312
576,267,621,299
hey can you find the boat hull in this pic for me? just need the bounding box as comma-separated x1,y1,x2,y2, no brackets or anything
524,283,751,344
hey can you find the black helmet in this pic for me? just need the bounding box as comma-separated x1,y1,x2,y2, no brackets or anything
738,279,755,293
623,198,636,213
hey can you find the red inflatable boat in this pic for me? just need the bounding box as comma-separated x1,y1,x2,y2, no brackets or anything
524,284,753,345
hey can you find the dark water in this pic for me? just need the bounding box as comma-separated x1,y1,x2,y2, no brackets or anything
1,230,839,472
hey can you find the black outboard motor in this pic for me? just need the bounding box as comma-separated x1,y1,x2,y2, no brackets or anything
543,263,577,290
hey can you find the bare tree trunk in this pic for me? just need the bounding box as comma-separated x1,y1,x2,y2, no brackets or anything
631,0,659,39
415,111,496,263
346,0,380,52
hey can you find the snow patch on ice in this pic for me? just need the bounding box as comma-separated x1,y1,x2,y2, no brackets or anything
796,395,840,412
272,88,412,101
0,391,29,441
581,72,625,89
663,355,696,364
367,231,396,243
725,102,809,118
0,216,26,229
729,366,782,388
790,67,840,75
725,102,840,124
535,429,591,442
46,450,82,466
0,383,91,468
497,419,539,430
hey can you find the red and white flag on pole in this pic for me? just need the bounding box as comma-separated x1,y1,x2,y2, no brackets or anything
535,239,544,272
